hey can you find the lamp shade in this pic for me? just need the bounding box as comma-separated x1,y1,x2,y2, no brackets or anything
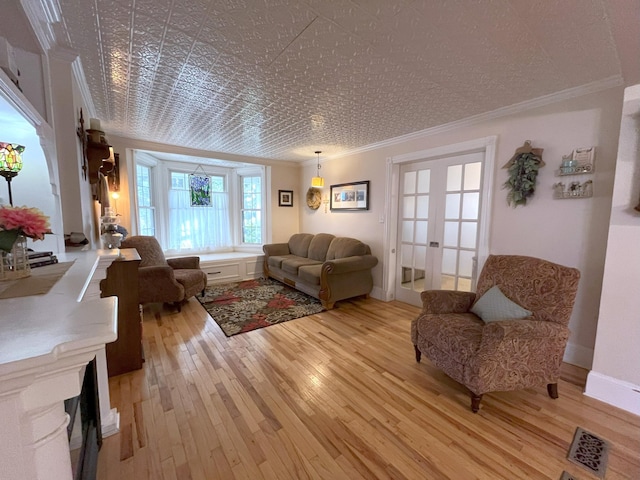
0,143,25,174
311,176,324,188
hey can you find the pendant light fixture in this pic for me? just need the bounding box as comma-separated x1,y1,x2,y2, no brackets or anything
311,150,324,188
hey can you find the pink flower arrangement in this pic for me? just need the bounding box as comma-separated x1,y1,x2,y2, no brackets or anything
0,205,51,253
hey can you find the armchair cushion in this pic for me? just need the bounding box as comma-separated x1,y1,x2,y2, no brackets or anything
470,285,532,323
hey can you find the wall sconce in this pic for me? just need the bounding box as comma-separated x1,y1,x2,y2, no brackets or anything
76,108,111,184
0,142,25,206
311,150,324,187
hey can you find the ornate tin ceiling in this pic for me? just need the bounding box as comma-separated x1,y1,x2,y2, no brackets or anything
48,0,639,161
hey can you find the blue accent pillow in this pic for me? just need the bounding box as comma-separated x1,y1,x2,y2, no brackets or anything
471,285,532,323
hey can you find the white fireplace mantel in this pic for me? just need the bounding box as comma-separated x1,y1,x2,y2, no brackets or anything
0,250,121,480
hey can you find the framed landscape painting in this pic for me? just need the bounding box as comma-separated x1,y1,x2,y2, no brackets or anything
330,181,369,211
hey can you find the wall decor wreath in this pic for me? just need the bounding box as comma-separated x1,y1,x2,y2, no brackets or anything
502,140,545,207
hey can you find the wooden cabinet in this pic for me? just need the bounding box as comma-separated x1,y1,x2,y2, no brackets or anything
100,249,143,377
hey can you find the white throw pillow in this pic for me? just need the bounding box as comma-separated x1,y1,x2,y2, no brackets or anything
471,285,532,323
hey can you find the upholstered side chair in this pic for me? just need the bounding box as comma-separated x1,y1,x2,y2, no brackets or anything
120,235,207,311
411,254,580,412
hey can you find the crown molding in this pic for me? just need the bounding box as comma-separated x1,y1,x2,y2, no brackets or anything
329,76,624,161
20,0,63,52
71,57,96,117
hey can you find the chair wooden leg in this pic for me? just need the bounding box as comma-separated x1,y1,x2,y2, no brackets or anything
414,345,422,363
547,383,558,399
471,393,483,413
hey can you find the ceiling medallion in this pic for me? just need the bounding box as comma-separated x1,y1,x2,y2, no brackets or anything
306,187,322,210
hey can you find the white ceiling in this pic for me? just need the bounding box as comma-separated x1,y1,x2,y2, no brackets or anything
28,1,640,161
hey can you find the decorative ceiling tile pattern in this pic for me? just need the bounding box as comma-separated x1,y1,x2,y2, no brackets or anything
54,0,636,161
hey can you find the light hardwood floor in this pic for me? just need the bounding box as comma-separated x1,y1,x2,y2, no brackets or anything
97,297,640,479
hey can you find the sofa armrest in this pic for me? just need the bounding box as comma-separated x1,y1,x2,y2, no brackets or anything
263,243,290,257
420,290,476,314
167,256,200,269
321,255,378,275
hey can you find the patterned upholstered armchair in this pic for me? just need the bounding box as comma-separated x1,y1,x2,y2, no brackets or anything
120,235,207,311
411,254,580,412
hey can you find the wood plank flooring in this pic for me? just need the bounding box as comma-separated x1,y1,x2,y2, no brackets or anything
97,297,640,479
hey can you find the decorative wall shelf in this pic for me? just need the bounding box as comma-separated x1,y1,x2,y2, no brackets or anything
557,163,593,175
553,147,595,200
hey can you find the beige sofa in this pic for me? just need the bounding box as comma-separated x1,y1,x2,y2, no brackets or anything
263,233,378,309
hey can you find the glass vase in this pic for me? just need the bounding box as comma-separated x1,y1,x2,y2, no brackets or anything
0,234,31,280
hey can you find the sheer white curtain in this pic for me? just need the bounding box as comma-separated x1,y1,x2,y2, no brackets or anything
168,189,231,252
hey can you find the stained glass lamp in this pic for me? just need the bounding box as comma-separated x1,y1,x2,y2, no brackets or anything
0,142,25,206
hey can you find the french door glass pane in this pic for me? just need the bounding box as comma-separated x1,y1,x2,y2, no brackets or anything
464,162,482,190
447,165,462,191
462,192,480,219
460,222,477,248
415,221,428,243
416,195,429,218
402,221,414,242
444,221,459,247
459,250,475,277
404,171,416,194
445,193,460,219
403,196,415,217
417,170,430,193
442,248,457,275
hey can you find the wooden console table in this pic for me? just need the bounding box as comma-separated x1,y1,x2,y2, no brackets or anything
100,249,142,376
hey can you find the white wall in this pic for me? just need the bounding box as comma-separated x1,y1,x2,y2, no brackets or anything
585,84,640,415
300,86,625,369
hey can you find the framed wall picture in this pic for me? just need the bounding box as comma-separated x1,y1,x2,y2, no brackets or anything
190,174,212,206
330,181,369,211
278,189,293,207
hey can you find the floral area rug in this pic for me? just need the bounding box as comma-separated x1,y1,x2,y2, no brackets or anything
197,277,325,336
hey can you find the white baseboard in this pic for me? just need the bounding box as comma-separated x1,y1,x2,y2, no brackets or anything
563,342,593,369
370,286,386,301
585,371,640,417
101,408,120,438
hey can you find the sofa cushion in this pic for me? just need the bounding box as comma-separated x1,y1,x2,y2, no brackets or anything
298,264,322,285
326,237,368,260
288,233,313,257
268,254,295,269
308,233,335,261
282,257,322,275
471,285,532,323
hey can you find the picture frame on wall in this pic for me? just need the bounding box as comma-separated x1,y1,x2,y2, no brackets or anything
190,174,212,206
330,181,369,211
278,190,293,207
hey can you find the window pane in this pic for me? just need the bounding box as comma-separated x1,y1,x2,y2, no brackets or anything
460,222,477,249
417,169,430,193
444,221,459,247
402,221,414,242
459,250,475,277
462,192,480,219
416,195,429,218
445,193,460,219
403,196,415,218
401,244,413,267
442,248,457,275
415,221,428,243
241,176,262,244
414,245,426,268
404,171,416,194
464,162,482,190
447,165,462,191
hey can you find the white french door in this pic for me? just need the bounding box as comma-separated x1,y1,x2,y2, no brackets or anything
395,151,485,305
